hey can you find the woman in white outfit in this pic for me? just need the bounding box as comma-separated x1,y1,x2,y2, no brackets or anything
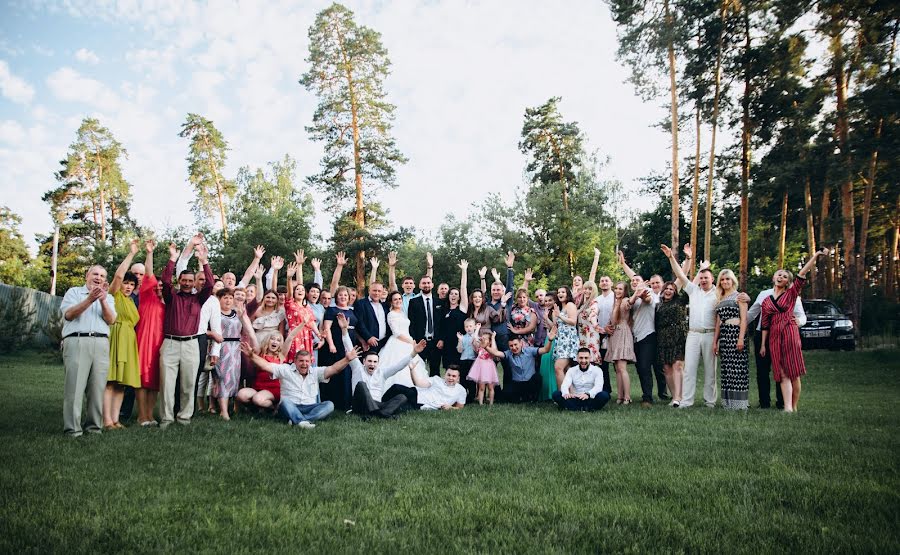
380,291,427,389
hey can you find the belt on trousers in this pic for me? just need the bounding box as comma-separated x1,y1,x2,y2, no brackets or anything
689,328,714,333
222,337,240,342
63,332,108,339
164,334,203,341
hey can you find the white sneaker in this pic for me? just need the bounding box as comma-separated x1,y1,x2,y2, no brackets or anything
297,421,316,429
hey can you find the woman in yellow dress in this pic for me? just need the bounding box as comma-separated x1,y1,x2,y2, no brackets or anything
104,239,142,429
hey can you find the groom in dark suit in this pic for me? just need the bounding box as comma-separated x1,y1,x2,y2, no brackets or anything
353,282,391,352
408,276,445,376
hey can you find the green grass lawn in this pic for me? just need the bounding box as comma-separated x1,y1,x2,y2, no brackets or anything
1,348,898,553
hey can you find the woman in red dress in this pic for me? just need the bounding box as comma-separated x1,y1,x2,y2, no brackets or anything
135,240,165,426
236,324,305,411
760,248,830,413
284,260,320,359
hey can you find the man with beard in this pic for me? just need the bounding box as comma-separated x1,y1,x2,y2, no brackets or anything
552,348,611,411
408,275,445,376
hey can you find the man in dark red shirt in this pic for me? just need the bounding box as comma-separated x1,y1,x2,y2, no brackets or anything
159,240,214,427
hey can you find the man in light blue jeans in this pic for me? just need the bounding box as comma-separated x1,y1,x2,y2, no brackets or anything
240,339,358,429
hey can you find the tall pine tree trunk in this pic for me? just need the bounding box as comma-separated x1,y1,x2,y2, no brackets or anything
803,175,817,296
739,10,751,288
665,0,680,249
778,189,788,268
690,106,701,277
341,36,366,292
96,153,106,244
888,199,899,301
820,186,833,296
705,0,727,260
831,27,858,326
202,135,229,241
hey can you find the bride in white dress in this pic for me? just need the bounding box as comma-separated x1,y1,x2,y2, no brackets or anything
380,291,428,389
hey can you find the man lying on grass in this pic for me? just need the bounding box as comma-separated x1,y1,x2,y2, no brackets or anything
239,340,360,429
336,313,428,419
382,360,467,411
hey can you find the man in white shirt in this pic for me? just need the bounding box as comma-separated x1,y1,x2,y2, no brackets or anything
594,276,615,394
552,348,611,411
241,340,358,428
382,363,466,411
662,245,718,408
627,278,659,407
60,265,117,436
338,314,426,418
745,288,807,409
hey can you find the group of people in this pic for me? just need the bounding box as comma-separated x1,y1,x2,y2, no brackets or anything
59,232,827,436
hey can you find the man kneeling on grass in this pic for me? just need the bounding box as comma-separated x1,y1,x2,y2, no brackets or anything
552,348,611,412
335,313,427,418
239,340,359,428
382,361,467,412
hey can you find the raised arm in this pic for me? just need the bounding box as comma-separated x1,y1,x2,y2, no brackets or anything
505,251,515,293
479,266,487,293
330,251,346,295
254,264,265,302
537,328,556,355
110,238,140,294
521,267,534,292
484,332,506,359
617,250,636,280
588,247,600,284
144,239,156,276
161,243,178,302
310,257,323,287
270,256,284,293
293,250,306,285
240,245,265,289
281,321,305,360
458,259,469,312
799,248,830,279
175,233,201,276
426,252,434,279
369,257,380,288
239,308,258,352
660,244,690,289
323,347,359,380
388,251,398,292
241,342,275,374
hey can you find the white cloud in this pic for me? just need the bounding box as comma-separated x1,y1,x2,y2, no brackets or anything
74,48,100,64
0,120,26,144
0,60,35,104
46,66,121,109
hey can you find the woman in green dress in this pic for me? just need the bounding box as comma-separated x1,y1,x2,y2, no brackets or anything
104,240,142,429
538,293,559,401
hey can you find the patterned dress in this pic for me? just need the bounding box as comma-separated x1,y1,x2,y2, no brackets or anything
605,299,636,362
761,277,807,382
716,292,749,410
214,311,243,398
108,291,141,387
554,310,579,360
283,297,316,360
508,305,536,345
577,300,602,364
655,295,687,367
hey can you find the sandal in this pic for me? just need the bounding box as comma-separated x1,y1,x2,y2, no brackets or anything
616,399,623,405
623,399,632,406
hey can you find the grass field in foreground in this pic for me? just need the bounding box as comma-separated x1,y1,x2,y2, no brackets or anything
1,348,898,553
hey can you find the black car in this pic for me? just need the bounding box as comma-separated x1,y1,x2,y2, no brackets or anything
799,299,855,350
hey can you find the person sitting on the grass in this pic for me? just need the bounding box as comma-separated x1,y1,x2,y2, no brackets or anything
240,341,358,428
382,361,466,411
235,324,306,412
552,348,611,411
483,332,556,403
335,313,427,418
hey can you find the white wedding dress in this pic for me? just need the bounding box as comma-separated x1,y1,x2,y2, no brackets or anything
380,310,427,389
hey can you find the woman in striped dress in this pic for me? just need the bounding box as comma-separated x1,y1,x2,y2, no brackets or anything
760,248,830,413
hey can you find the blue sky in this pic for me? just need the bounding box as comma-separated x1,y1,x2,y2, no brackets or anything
0,0,674,250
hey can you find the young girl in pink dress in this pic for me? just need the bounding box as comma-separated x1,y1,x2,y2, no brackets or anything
466,329,499,405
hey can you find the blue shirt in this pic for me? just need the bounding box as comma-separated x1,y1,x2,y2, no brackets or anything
504,346,539,382
401,292,420,315
459,333,476,360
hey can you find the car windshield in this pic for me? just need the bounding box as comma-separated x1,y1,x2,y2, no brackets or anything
803,301,841,316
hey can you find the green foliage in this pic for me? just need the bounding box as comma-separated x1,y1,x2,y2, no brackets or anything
300,2,407,209
0,207,33,287
178,113,236,228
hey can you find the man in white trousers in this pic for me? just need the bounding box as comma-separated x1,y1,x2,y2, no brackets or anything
662,244,718,408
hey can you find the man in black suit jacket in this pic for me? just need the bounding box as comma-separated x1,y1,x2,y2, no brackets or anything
353,282,391,352
408,275,445,376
